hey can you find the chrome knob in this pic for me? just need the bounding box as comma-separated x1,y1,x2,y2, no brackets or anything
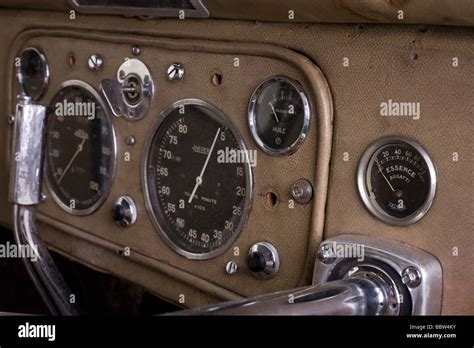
112,196,137,228
247,242,280,280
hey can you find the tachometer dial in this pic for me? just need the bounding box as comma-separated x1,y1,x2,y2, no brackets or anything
357,137,437,226
143,99,253,259
248,75,311,156
45,80,116,215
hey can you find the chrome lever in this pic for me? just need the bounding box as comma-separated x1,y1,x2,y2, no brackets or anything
100,78,126,117
9,93,80,315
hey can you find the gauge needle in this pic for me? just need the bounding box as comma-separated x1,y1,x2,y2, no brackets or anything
188,127,221,204
374,159,396,192
269,102,280,123
58,136,87,184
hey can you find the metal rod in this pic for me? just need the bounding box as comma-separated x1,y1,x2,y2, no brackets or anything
170,275,395,316
9,94,80,315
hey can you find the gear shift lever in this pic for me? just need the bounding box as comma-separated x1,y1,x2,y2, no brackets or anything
9,88,80,315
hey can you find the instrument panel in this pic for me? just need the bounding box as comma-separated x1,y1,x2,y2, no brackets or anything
9,25,459,310
10,30,330,306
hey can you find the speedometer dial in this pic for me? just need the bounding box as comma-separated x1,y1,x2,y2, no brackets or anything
143,99,253,259
45,80,116,215
357,137,437,226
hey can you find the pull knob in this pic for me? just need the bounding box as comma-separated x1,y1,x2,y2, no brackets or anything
112,196,137,227
247,242,280,280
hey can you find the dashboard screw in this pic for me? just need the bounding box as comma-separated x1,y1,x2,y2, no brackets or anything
88,54,103,72
126,135,136,146
290,179,313,204
167,63,185,81
401,267,422,288
317,244,336,264
225,261,239,275
131,45,141,56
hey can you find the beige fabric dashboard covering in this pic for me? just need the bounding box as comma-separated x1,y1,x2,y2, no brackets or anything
0,8,472,314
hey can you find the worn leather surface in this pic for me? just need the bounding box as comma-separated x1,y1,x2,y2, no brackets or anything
0,9,472,313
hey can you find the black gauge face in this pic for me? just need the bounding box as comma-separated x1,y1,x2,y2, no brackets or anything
249,76,311,155
358,138,436,226
18,48,49,100
144,100,253,259
45,81,116,215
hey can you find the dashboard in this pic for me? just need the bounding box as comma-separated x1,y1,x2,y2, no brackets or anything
0,2,472,315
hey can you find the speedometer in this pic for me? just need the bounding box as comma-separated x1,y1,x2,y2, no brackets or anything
143,99,253,259
357,137,437,226
45,80,116,215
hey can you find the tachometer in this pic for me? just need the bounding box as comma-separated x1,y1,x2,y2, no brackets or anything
143,99,253,259
45,80,116,215
357,137,437,226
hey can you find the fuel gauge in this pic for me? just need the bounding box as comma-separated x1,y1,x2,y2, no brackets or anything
248,76,311,156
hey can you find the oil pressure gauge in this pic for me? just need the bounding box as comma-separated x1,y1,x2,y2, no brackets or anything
248,76,311,156
357,137,437,226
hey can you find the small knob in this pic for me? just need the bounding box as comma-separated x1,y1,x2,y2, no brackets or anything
112,196,137,227
247,242,280,280
167,63,185,81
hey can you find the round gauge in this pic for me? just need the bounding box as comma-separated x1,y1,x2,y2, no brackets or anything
45,80,117,215
357,137,437,226
143,99,253,259
17,47,50,100
248,75,311,156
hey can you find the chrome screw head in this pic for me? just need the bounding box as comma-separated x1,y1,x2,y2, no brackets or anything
401,267,422,288
88,54,103,72
131,45,141,56
225,261,239,275
167,63,185,81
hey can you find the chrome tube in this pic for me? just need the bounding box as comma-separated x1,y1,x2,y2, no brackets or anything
9,95,79,315
171,273,398,316
13,205,80,315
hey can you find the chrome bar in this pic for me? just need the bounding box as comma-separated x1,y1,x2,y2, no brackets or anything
9,95,79,315
9,95,47,205
171,272,398,316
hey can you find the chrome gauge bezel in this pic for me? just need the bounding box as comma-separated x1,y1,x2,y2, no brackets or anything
45,80,118,216
142,99,254,260
357,136,437,226
17,47,50,101
248,75,311,156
